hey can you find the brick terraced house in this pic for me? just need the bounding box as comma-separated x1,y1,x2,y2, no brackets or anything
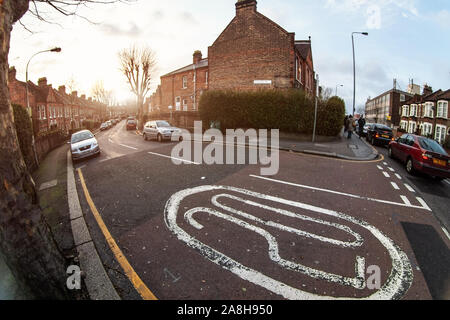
149,0,316,113
399,86,450,145
8,67,106,136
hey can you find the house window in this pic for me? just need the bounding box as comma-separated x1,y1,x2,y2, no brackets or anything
182,76,188,89
400,94,406,102
437,101,448,119
295,57,302,82
422,123,433,137
402,105,409,117
424,102,434,118
409,104,417,117
435,125,447,144
408,121,417,134
400,121,407,130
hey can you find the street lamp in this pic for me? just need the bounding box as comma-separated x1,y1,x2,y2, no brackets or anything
25,47,62,166
352,32,368,116
336,84,343,96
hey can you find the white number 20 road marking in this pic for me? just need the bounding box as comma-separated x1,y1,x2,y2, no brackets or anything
164,185,413,300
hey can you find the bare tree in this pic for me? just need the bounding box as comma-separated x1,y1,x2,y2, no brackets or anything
0,0,132,299
119,45,157,130
91,80,113,106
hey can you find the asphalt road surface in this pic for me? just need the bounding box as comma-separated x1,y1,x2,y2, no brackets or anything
73,121,450,300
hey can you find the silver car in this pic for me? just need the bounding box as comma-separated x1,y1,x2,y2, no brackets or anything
70,130,100,161
143,120,182,142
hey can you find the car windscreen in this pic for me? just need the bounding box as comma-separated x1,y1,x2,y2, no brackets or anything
418,138,447,155
157,121,171,128
127,120,136,124
375,125,392,131
71,132,93,144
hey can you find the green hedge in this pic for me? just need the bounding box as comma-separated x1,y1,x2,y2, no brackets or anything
12,103,35,170
198,90,345,136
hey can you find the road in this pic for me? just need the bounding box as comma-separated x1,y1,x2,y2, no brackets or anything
72,121,450,300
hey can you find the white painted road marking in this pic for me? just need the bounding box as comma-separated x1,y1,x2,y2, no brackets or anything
445,179,450,186
249,175,432,211
119,143,138,150
388,167,395,172
395,174,402,180
377,165,383,170
400,196,411,206
383,172,390,178
391,182,400,190
404,184,415,193
164,185,413,300
148,151,201,165
442,227,450,241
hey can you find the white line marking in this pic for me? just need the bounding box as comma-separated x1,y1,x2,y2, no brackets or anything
442,227,450,241
148,151,201,165
445,179,450,186
119,144,138,150
383,172,390,178
391,182,400,190
416,197,431,211
108,138,114,144
377,165,383,170
164,185,413,300
395,174,402,180
404,184,415,193
249,175,431,211
400,196,411,206
383,162,388,165
388,167,395,172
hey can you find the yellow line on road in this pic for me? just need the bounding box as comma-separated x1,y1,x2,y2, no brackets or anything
77,168,158,300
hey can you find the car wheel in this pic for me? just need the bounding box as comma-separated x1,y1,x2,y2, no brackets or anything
406,158,415,175
157,134,163,143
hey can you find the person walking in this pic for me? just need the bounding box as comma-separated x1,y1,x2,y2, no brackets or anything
358,116,366,139
347,115,356,139
344,116,349,137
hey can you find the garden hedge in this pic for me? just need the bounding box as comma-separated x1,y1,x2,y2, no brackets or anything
199,89,345,136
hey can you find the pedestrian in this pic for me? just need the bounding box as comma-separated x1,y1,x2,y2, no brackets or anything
358,116,366,139
347,115,356,139
344,116,349,135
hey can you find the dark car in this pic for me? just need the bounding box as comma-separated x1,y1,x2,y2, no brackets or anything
388,134,450,181
126,118,137,131
366,124,394,146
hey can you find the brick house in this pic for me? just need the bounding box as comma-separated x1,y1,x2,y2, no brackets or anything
208,0,315,94
365,89,413,126
8,66,105,136
150,0,316,113
399,86,450,145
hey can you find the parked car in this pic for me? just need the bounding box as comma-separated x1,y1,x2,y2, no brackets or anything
388,134,450,181
361,124,371,137
126,118,137,131
106,120,113,129
70,130,100,161
143,120,183,142
366,124,394,146
100,122,109,131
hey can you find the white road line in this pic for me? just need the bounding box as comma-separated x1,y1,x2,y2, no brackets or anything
404,184,415,193
442,227,450,241
391,182,400,190
388,167,395,172
377,165,383,170
383,172,390,178
416,197,431,211
119,143,138,150
445,179,450,186
400,196,411,206
108,138,114,144
249,175,431,211
395,174,402,180
148,151,201,165
383,162,388,165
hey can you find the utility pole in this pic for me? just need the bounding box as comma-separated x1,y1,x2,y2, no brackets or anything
312,74,319,143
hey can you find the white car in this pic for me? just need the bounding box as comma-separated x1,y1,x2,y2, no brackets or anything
143,120,183,142
70,130,100,161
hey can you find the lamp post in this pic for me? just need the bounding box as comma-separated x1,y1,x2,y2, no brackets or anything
352,32,368,116
336,84,343,96
312,74,319,143
26,47,61,166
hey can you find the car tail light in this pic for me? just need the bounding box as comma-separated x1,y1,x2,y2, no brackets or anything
422,153,433,160
375,134,380,138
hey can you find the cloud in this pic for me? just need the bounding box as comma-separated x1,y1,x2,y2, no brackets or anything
435,10,450,29
99,22,142,37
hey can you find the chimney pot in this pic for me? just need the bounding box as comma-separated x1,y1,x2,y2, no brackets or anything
8,67,16,81
236,0,257,14
72,91,78,97
193,50,203,64
58,85,66,94
38,77,48,87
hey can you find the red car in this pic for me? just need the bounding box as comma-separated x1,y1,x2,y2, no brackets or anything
388,134,450,181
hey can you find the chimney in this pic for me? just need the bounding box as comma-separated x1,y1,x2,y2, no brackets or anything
88,97,92,102
58,85,66,94
81,94,86,100
71,91,78,97
423,84,433,96
193,50,202,65
8,66,16,81
38,77,48,87
236,0,257,15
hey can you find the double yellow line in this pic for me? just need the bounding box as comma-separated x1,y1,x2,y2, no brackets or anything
78,168,158,300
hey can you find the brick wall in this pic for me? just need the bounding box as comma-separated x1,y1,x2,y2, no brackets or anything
208,0,295,91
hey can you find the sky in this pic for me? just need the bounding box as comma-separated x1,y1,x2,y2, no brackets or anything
9,0,450,114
